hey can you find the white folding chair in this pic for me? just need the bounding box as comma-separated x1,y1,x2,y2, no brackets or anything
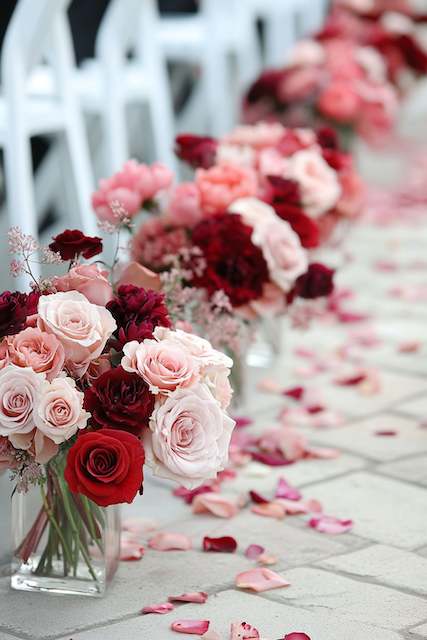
1,0,97,287
158,0,261,136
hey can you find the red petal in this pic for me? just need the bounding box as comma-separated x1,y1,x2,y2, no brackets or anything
173,485,215,504
283,634,311,640
251,451,292,466
249,490,270,504
203,536,237,553
171,620,210,634
334,372,366,386
169,592,208,604
235,416,253,428
275,477,302,501
142,602,174,615
282,386,305,400
375,430,397,436
244,544,265,560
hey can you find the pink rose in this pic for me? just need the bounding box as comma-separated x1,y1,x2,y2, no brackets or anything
92,160,173,222
216,144,256,169
34,377,88,443
357,81,398,144
229,197,277,230
53,264,113,306
195,163,257,215
290,40,326,66
258,148,289,177
6,327,65,381
336,170,366,218
0,340,10,370
0,436,16,470
278,67,322,102
117,262,161,291
287,149,342,217
82,354,112,385
153,327,233,371
122,339,200,395
167,182,202,227
37,291,116,377
324,40,364,81
145,383,235,488
8,429,58,464
317,82,362,123
253,219,308,292
222,123,286,150
356,46,387,83
0,365,44,437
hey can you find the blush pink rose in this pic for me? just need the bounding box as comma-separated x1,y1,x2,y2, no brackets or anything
229,197,277,229
153,327,233,371
336,170,366,218
317,82,362,123
53,264,113,307
324,40,364,81
253,219,308,293
10,429,59,464
290,39,326,66
278,67,322,102
145,383,235,488
258,148,289,177
122,339,200,395
34,377,89,444
117,262,161,291
0,436,16,470
222,122,286,150
167,182,202,227
37,291,116,377
0,365,44,437
216,143,256,169
0,340,10,370
195,163,257,215
6,327,65,381
286,149,342,217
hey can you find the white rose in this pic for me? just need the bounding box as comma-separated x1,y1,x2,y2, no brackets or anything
229,197,278,229
0,365,44,436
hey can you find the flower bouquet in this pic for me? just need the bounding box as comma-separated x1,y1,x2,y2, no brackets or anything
243,36,399,148
2,225,235,596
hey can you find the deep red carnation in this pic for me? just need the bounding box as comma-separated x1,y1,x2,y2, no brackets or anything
84,366,154,436
106,285,171,349
0,290,40,338
175,134,218,169
322,148,352,172
49,229,103,261
293,263,335,300
191,214,269,307
317,126,339,150
245,69,284,104
64,428,144,507
396,33,427,73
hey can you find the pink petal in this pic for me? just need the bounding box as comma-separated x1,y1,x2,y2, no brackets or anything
245,544,265,560
202,631,221,640
192,493,239,518
236,568,290,592
122,517,158,535
375,430,397,436
235,416,253,428
282,386,305,400
148,532,192,551
142,602,174,615
304,499,323,513
309,515,353,534
251,502,286,520
283,634,311,640
306,446,340,459
398,340,421,353
169,592,208,604
230,621,260,639
274,499,309,515
251,451,292,466
257,553,277,565
334,372,366,386
257,378,283,393
249,490,269,504
275,478,302,501
203,536,237,553
171,620,210,635
173,485,215,505
120,542,145,561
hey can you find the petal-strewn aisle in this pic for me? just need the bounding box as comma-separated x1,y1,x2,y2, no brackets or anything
1,154,426,639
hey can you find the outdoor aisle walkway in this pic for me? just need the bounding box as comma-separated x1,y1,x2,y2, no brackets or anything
1,216,427,638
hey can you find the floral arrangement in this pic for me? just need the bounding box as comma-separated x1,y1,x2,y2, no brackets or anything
3,225,235,594
243,36,399,147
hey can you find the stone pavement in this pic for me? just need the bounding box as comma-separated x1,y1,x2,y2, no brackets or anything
0,219,427,638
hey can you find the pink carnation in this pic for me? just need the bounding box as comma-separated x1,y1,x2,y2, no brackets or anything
131,217,189,271
195,163,257,215
167,182,202,227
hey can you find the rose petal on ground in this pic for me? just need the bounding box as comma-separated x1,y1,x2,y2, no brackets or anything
304,499,323,513
236,568,290,592
375,430,397,436
282,386,305,400
122,517,158,535
257,553,278,565
274,499,309,515
203,536,237,553
306,446,340,459
202,631,221,640
305,405,325,414
169,592,208,604
120,539,145,561
257,378,283,394
142,602,174,615
235,416,253,428
249,490,270,504
148,532,192,551
275,478,302,501
192,493,239,518
251,451,292,466
309,515,353,534
230,621,260,639
245,544,265,560
398,340,421,353
173,485,215,504
171,620,210,635
251,502,286,520
283,633,311,640
334,372,367,386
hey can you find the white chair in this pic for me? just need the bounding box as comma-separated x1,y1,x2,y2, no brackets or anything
1,0,98,287
158,0,262,136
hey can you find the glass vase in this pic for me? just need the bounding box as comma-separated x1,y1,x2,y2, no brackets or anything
11,455,120,597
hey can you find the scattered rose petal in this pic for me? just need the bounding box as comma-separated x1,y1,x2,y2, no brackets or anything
304,499,323,513
249,490,269,504
305,404,324,414
148,532,192,551
251,502,286,520
275,478,301,501
334,372,367,386
203,536,237,553
375,430,397,436
230,621,260,639
217,469,237,482
282,386,305,400
202,631,221,640
192,493,239,518
274,499,310,515
169,592,208,604
142,602,174,615
236,568,290,592
283,634,311,640
294,346,316,359
309,515,353,534
120,537,145,561
173,485,215,504
235,416,253,428
398,340,421,353
257,553,277,565
244,544,265,560
122,517,158,535
310,410,344,429
257,378,282,394
306,446,340,459
171,620,210,635
250,451,292,466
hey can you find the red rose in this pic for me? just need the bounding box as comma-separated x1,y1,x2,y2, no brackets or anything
175,134,218,169
192,213,269,307
246,69,284,104
316,126,339,150
64,429,144,507
293,263,335,300
84,366,154,436
49,230,103,261
322,148,353,172
0,290,39,338
106,285,171,349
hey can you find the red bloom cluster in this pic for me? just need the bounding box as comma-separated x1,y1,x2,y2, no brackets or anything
0,290,39,338
293,263,335,300
175,134,218,169
49,230,103,261
191,214,269,307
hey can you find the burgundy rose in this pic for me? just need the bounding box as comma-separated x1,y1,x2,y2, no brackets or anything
293,263,335,300
0,290,39,338
84,366,154,436
246,69,284,104
316,126,339,150
396,33,427,73
191,214,269,307
49,230,103,261
175,134,218,169
106,285,171,349
64,428,144,507
322,148,352,172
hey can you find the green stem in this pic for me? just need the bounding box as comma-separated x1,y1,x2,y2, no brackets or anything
40,486,74,569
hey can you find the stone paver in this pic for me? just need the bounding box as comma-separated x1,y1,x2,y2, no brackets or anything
397,395,427,419
318,543,427,596
378,454,427,486
409,622,427,638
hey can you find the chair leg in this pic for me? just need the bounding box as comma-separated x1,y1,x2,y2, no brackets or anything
102,90,130,175
265,9,297,67
202,49,234,136
148,70,178,173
